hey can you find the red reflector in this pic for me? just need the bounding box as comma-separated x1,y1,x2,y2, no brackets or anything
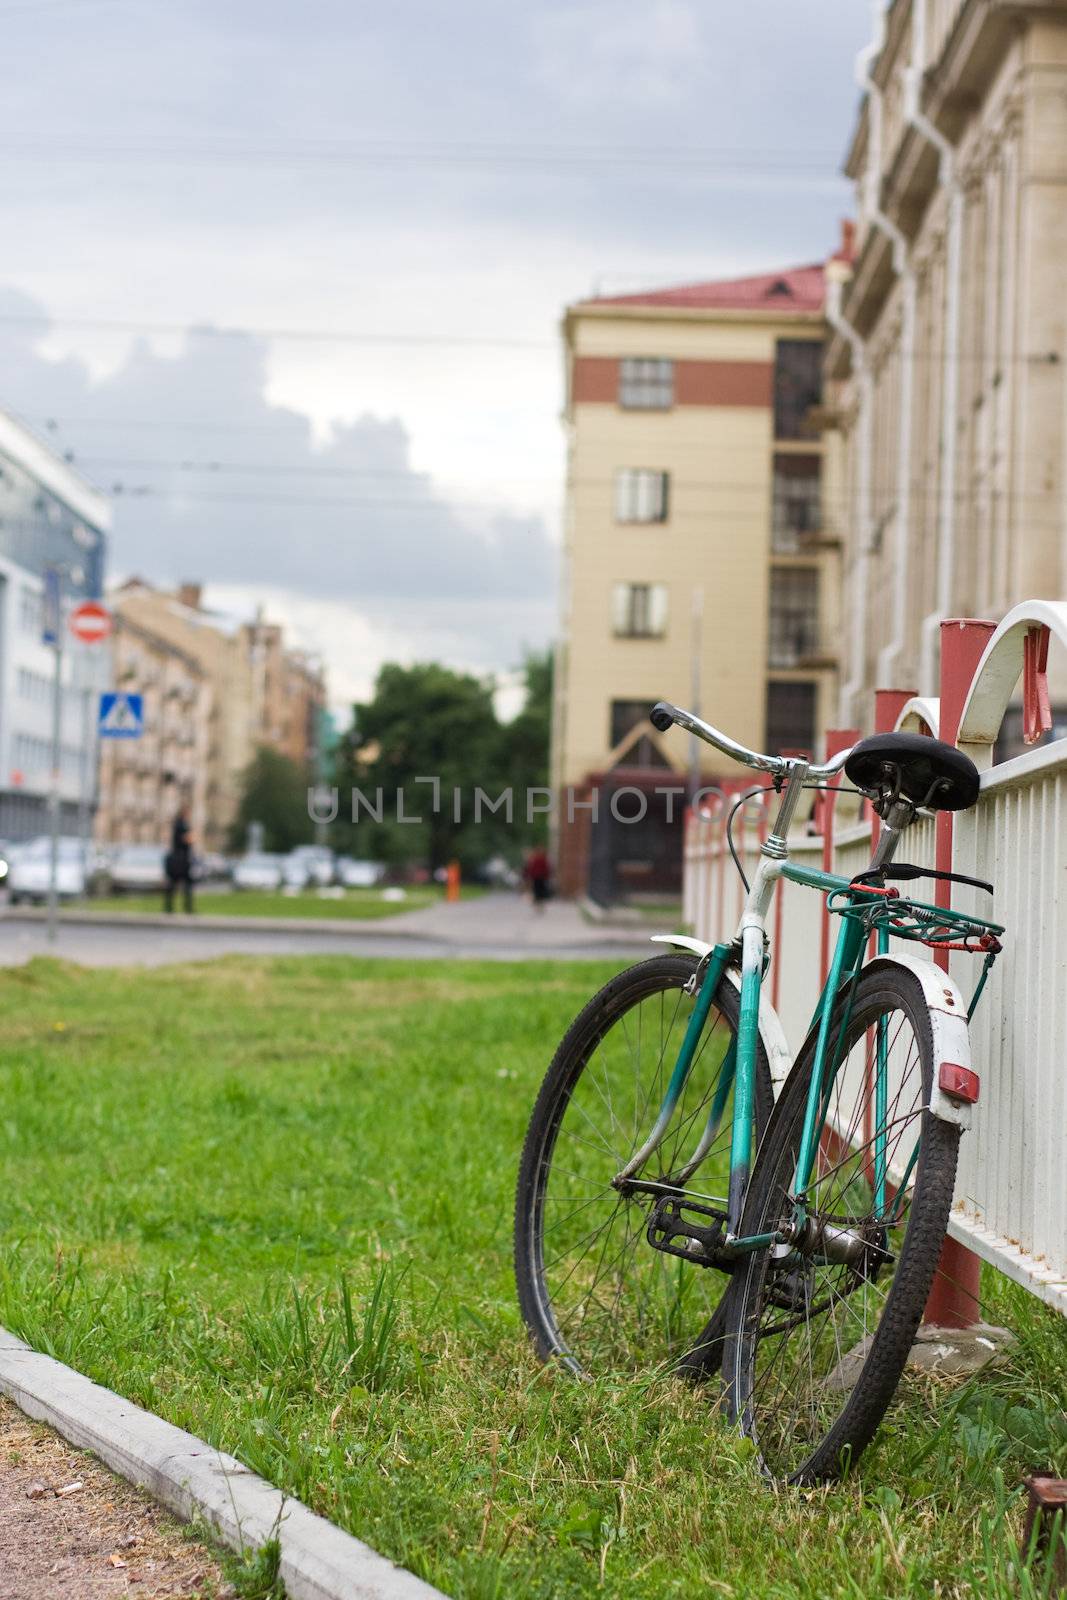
939,1062,980,1104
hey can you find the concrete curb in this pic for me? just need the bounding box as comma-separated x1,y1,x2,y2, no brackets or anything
0,1328,446,1600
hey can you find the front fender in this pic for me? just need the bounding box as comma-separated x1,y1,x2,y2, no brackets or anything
863,952,974,1129
650,934,793,1092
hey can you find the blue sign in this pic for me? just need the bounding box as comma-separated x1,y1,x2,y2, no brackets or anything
42,568,61,647
98,692,144,739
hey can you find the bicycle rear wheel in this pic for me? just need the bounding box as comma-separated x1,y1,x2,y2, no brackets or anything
515,953,772,1381
723,963,960,1482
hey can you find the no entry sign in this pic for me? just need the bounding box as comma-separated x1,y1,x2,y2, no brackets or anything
68,601,113,645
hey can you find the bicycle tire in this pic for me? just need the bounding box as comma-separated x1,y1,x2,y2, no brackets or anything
723,963,960,1482
515,953,773,1381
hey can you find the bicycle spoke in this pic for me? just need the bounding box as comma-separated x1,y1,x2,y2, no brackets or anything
526,960,761,1378
736,988,934,1479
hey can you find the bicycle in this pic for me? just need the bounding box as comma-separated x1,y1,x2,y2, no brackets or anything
514,702,1004,1483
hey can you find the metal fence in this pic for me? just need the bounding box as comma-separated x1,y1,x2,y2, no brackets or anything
682,601,1067,1317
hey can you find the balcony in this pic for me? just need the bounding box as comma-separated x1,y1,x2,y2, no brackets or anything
768,627,839,671
768,566,838,669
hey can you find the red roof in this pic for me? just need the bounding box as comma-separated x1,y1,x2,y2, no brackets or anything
584,262,826,314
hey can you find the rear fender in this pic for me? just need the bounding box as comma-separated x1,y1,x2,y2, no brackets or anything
863,952,974,1129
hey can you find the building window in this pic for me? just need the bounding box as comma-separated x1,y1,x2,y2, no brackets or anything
619,357,673,409
609,699,655,747
774,339,823,440
768,567,819,667
766,681,816,757
612,583,668,639
19,587,40,634
772,454,822,552
614,469,669,524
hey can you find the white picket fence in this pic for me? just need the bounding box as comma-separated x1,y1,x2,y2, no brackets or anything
683,601,1067,1317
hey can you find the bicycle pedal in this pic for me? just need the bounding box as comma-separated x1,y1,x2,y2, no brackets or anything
646,1195,730,1269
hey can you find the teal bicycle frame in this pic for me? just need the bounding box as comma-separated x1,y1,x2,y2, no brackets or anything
615,760,1001,1255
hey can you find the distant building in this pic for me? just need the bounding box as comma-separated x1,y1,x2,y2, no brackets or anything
829,0,1067,733
0,409,110,840
94,612,212,848
553,263,840,901
101,581,326,852
241,613,328,776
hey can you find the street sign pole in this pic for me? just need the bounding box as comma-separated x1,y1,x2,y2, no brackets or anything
45,568,63,945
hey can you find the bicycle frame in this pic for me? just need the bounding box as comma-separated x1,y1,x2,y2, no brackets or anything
615,761,998,1256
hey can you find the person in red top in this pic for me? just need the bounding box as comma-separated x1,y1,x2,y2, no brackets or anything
523,846,552,911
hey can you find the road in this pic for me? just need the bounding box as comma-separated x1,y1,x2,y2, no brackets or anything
0,892,659,967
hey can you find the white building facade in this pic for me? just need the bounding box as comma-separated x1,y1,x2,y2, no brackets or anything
828,0,1067,735
0,410,111,839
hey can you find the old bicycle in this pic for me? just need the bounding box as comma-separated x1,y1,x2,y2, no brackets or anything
514,701,1003,1482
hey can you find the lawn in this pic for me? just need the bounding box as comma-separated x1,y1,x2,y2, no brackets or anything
0,956,1063,1599
75,885,483,920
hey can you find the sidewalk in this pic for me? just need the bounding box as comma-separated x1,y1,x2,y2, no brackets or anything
0,892,657,955
376,891,657,949
0,1398,230,1599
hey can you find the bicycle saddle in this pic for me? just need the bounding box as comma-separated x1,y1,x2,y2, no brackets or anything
844,731,980,812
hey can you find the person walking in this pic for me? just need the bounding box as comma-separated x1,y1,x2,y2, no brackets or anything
164,802,195,914
523,845,552,912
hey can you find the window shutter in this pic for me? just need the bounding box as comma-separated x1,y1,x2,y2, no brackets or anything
649,584,668,636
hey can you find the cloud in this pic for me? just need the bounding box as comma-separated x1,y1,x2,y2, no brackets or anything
530,0,702,108
0,289,557,710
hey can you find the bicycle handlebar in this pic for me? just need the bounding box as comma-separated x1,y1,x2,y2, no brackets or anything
649,701,853,782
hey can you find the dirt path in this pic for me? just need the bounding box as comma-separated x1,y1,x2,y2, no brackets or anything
0,1398,232,1598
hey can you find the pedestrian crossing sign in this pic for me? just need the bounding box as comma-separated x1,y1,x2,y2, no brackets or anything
98,692,144,738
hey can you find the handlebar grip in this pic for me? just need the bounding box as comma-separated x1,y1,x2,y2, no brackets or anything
650,701,677,733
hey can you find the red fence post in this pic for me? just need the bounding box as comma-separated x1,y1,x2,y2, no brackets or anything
922,618,997,1330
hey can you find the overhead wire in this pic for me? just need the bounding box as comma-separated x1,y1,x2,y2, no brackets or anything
0,311,1057,364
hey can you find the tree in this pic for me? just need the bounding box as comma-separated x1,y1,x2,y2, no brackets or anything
228,747,314,854
500,649,553,843
331,654,554,873
332,663,503,872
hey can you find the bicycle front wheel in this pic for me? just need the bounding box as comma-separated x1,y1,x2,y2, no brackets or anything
515,953,772,1381
724,962,961,1482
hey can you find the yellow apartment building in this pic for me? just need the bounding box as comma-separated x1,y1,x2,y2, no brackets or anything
553,262,841,901
828,0,1067,736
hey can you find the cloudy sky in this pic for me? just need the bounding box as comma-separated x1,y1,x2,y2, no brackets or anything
1,0,872,715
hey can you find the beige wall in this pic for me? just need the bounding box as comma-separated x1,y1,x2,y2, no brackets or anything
561,400,774,785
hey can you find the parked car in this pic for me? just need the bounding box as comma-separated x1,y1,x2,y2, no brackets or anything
108,844,167,895
281,851,311,890
197,851,231,883
335,857,385,889
7,836,110,903
286,845,336,888
232,852,285,891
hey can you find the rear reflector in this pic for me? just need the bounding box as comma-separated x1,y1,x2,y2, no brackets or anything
939,1062,980,1104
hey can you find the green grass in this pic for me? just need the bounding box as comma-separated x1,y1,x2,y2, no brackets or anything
75,885,484,920
0,955,1064,1599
